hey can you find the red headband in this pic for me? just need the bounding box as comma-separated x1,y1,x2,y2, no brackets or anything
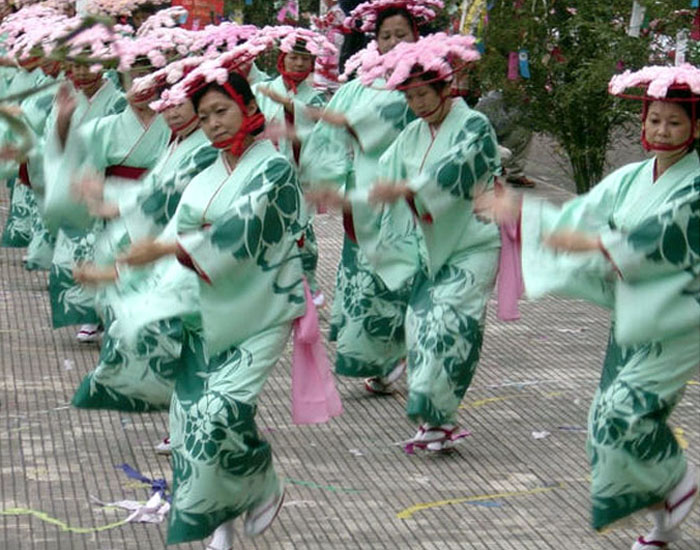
210,81,265,157
277,53,313,94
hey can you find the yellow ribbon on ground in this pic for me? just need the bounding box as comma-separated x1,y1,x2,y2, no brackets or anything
0,508,128,534
396,484,564,519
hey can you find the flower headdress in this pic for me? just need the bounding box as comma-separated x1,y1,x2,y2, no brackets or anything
151,33,274,112
131,54,203,104
346,32,480,90
259,25,338,92
608,64,700,152
189,22,259,56
46,15,128,71
86,0,170,18
135,5,187,36
608,64,700,100
114,29,186,72
0,6,67,60
344,0,444,33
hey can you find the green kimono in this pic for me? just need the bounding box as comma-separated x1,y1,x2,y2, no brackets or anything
299,77,416,379
72,129,218,411
169,141,307,544
355,99,501,425
0,66,50,247
519,150,700,530
254,75,325,294
77,140,307,545
20,75,62,270
44,79,126,328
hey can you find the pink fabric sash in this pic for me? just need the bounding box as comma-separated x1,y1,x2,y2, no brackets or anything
291,278,343,424
496,218,524,321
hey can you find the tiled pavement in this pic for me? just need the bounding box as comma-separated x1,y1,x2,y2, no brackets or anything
0,181,698,550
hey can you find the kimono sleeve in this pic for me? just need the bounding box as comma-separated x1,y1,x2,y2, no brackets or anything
520,172,629,308
293,91,326,145
600,178,700,282
76,114,118,172
407,114,500,219
123,145,218,242
176,157,303,283
349,136,420,290
345,95,413,155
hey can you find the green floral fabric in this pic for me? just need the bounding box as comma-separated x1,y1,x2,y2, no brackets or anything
49,224,102,327
520,151,700,529
330,238,409,378
300,78,417,378
1,180,33,247
72,307,183,412
167,324,286,544
405,251,498,425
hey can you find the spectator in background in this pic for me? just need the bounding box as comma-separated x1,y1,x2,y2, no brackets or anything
339,0,368,72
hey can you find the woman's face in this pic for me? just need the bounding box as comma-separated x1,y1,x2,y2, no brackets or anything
197,89,254,143
163,99,196,131
404,80,449,124
70,63,102,90
644,101,699,155
284,52,314,74
377,14,415,54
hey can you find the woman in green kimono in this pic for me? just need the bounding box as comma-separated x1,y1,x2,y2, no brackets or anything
317,33,499,451
253,26,337,301
0,55,53,248
476,65,700,549
48,48,174,340
43,53,127,340
71,94,217,414
69,42,275,441
114,66,309,547
301,0,442,394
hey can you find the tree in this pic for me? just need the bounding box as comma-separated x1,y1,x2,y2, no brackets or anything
474,0,698,193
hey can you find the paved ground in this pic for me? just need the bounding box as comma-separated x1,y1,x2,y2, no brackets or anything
0,170,698,549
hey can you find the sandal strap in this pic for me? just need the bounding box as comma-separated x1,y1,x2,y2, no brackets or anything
666,485,698,513
637,536,668,548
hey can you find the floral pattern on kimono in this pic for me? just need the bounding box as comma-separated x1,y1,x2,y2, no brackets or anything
363,99,501,425
519,151,700,530
300,77,417,378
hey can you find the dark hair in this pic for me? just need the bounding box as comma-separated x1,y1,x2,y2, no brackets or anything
664,87,698,122
191,72,255,112
191,72,264,135
403,66,448,94
376,7,416,36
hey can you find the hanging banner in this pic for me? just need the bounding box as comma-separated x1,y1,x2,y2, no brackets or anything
675,30,688,65
627,1,646,37
507,51,519,80
172,0,223,29
459,0,487,35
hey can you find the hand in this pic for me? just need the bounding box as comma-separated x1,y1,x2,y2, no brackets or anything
72,172,105,204
73,263,118,285
0,104,22,118
473,184,521,225
56,84,77,121
0,145,24,162
262,121,297,142
258,86,292,111
368,181,411,205
304,106,348,128
305,187,350,212
119,238,171,266
87,201,119,219
543,230,601,253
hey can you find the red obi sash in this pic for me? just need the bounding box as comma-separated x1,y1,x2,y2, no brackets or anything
105,165,148,180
